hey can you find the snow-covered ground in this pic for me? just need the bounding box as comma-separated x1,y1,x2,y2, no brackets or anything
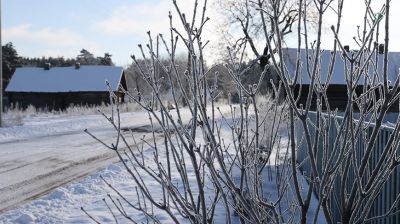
0,106,325,223
0,111,158,214
0,126,325,224
0,112,146,144
0,106,231,213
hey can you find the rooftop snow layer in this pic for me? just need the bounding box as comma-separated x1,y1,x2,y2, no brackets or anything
5,65,124,93
283,48,400,85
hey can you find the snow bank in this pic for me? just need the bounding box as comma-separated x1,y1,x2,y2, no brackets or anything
0,112,150,143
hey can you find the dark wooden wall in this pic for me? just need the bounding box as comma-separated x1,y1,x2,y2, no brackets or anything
8,92,113,110
293,84,399,112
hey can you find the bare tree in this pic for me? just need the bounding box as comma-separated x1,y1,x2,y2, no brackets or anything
213,0,318,65
85,0,400,223
125,54,192,106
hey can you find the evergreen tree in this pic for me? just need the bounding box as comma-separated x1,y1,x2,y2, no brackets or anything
77,48,97,65
2,42,22,89
97,53,113,66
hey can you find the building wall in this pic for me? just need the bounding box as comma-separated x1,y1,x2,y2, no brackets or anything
293,84,399,112
294,84,349,111
8,92,112,110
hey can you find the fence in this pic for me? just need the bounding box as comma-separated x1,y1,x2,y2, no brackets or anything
296,111,400,223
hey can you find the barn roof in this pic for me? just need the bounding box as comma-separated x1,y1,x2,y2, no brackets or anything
5,65,124,93
283,48,400,85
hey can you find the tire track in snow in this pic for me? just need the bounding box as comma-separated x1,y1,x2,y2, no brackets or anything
0,125,162,213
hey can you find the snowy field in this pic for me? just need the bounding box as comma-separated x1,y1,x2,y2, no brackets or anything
0,105,325,223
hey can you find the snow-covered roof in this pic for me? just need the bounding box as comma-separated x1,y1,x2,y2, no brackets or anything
5,65,124,93
283,48,400,85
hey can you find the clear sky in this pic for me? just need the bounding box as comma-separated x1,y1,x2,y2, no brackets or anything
3,0,400,67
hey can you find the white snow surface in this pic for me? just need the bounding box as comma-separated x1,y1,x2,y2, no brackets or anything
0,114,109,143
0,113,147,144
0,106,325,223
0,109,164,215
5,66,123,93
0,136,325,224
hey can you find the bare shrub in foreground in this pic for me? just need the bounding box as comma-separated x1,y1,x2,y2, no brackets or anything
86,0,400,223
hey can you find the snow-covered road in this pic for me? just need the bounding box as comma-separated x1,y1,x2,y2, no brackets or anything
0,123,161,213
0,110,165,213
0,107,226,213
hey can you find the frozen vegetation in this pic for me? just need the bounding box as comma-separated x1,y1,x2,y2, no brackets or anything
0,104,325,223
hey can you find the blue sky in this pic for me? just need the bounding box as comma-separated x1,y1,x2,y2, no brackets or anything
3,0,193,67
3,0,400,67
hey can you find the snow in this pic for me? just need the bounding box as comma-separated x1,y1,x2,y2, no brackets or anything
283,48,400,85
0,105,325,223
0,110,156,143
0,114,107,143
5,66,123,93
0,109,165,212
0,106,234,213
0,142,325,223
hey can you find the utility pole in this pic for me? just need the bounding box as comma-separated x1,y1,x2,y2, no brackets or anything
0,0,3,127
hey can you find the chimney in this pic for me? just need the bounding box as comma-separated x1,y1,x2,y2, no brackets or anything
344,45,350,52
378,44,385,54
44,63,51,70
75,62,81,69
